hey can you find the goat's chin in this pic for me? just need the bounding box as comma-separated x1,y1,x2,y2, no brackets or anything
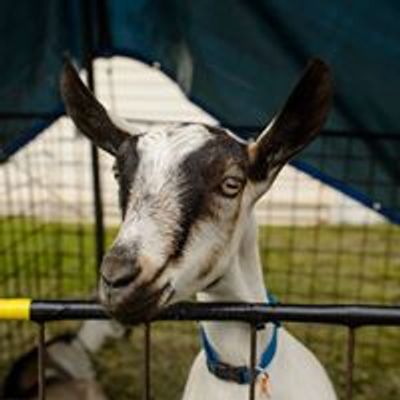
106,301,161,326
99,282,174,326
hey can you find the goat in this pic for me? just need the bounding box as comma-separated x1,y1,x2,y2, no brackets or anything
60,58,336,399
2,320,123,399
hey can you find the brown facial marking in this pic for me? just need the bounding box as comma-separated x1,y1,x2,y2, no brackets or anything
171,128,249,260
115,137,139,216
137,254,156,275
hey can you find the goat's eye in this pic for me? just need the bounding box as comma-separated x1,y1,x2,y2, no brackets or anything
220,177,243,197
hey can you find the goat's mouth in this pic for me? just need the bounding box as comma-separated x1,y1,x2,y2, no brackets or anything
99,280,175,325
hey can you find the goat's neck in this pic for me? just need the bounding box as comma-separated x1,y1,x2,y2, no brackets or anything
197,212,272,365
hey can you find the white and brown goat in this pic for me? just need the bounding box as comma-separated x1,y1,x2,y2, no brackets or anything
61,59,336,400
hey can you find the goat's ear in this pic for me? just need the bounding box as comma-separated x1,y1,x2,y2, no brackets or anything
60,60,130,156
248,58,332,188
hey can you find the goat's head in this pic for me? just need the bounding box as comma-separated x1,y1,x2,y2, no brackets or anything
61,59,332,324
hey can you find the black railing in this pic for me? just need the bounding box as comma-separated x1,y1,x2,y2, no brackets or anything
1,300,400,400
25,301,400,325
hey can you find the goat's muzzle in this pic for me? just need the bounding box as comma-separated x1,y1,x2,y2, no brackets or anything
98,247,173,325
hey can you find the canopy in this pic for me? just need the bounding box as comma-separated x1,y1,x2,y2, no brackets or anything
0,0,399,223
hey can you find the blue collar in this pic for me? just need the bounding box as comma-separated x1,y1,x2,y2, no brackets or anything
200,296,280,385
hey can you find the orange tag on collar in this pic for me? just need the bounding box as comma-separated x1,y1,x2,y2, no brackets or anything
259,372,271,398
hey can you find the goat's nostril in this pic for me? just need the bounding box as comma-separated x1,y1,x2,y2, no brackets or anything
112,272,137,288
101,267,140,289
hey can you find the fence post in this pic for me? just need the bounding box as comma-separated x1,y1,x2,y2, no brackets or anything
81,0,106,274
143,323,152,400
249,324,257,400
37,323,46,400
345,327,356,400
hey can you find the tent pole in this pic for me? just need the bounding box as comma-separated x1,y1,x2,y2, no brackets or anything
81,0,105,275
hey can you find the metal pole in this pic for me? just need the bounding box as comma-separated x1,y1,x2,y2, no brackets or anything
249,324,257,400
81,0,105,274
18,301,400,325
143,323,152,400
37,323,46,400
345,327,356,400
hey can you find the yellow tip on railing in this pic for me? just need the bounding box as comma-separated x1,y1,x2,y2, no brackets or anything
0,299,31,320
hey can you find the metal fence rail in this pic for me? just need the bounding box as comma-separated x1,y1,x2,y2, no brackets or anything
1,300,400,400
2,300,400,325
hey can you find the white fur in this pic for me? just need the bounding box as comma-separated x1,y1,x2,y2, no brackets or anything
110,113,142,136
77,320,125,354
182,213,336,400
135,124,211,192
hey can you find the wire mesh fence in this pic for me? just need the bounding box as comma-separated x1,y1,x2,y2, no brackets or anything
0,57,399,399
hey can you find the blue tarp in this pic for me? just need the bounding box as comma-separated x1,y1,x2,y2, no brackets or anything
0,1,399,223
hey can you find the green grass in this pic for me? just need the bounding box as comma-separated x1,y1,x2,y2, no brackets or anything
1,218,400,399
